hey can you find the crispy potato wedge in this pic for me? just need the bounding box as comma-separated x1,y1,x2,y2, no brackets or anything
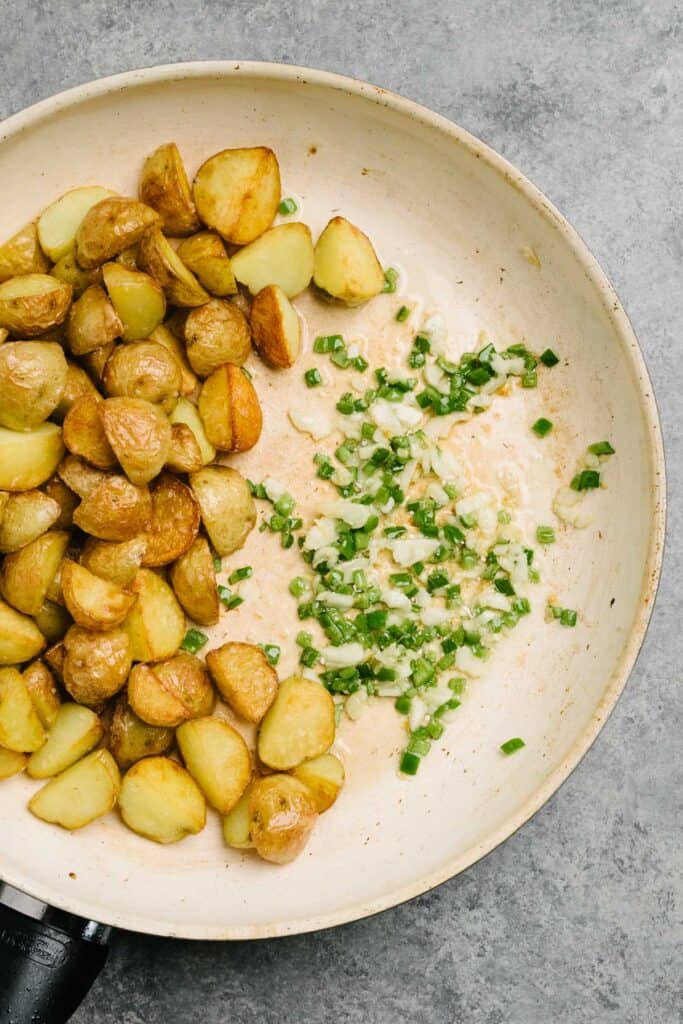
76,197,160,268
29,749,120,830
0,600,46,665
52,362,100,422
44,642,65,679
249,774,317,865
23,660,61,728
37,186,117,262
176,231,237,296
127,664,187,727
73,474,152,541
43,478,79,529
100,397,171,485
168,398,215,465
81,342,115,386
118,755,206,844
57,455,110,500
123,569,185,662
193,147,281,245
0,490,60,552
128,654,213,728
0,341,68,431
166,423,203,474
293,752,345,813
61,560,136,630
0,745,26,779
0,222,50,282
65,284,122,356
51,251,102,299
198,363,262,453
222,785,254,849
231,222,314,298
250,284,301,368
206,642,277,724
101,262,166,341
62,624,132,705
63,394,117,470
313,216,384,305
138,228,209,307
258,676,335,771
33,600,71,644
142,474,200,566
27,703,103,779
168,536,219,626
80,535,147,587
0,530,70,616
103,340,181,405
139,143,200,236
0,423,64,492
177,717,251,814
0,668,46,752
0,275,72,337
146,325,197,396
183,299,251,377
189,466,255,556
109,691,174,770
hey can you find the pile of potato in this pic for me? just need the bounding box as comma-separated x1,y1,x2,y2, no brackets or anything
0,142,384,863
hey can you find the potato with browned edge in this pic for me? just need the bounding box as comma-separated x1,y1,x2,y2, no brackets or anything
248,774,318,865
0,491,61,553
75,197,160,268
65,284,122,356
182,298,251,377
37,186,117,262
258,676,335,771
0,275,72,337
189,466,255,556
51,252,101,299
198,363,262,453
62,394,117,470
0,530,70,616
313,216,384,306
146,324,197,396
123,569,185,662
0,600,46,665
62,624,132,706
293,753,345,813
138,227,209,307
108,691,174,770
118,755,206,844
100,397,171,486
222,785,254,849
177,717,251,814
0,341,68,431
176,231,237,296
29,749,120,830
27,703,103,779
139,143,200,237
61,560,137,630
0,222,50,282
103,340,181,407
57,455,109,500
81,342,115,387
102,262,166,342
250,284,301,368
207,642,277,724
0,424,64,492
0,668,46,752
22,660,61,729
231,222,314,298
73,475,152,541
142,474,199,567
169,536,218,626
80,535,147,587
33,601,71,645
128,653,213,727
52,362,99,422
43,478,79,529
168,398,215,465
165,423,203,474
193,147,281,245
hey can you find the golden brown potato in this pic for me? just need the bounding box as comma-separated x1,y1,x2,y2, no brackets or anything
0,341,68,430
61,560,137,630
0,490,60,552
0,222,50,282
293,752,345,813
139,143,200,237
116,246,139,270
142,474,200,566
43,478,79,529
198,363,262,453
81,342,114,386
0,423,64,492
29,749,120,830
138,227,209,307
22,660,61,728
168,398,215,465
0,600,46,665
51,252,102,299
0,275,72,337
62,624,132,706
313,216,384,305
123,569,185,662
65,284,122,356
118,755,206,844
101,262,166,341
250,284,301,368
80,535,147,587
258,676,335,771
62,394,117,470
108,691,174,770
33,600,71,644
128,654,213,727
75,197,160,268
193,147,281,245
176,231,237,296
0,745,26,779
0,667,46,752
45,561,64,606
27,702,103,779
189,466,255,556
103,340,181,405
222,786,254,849
0,530,70,616
100,397,171,485
146,325,198,396
248,774,318,865
37,186,117,262
52,362,99,422
57,455,110,500
168,536,219,626
165,423,203,474
73,474,152,541
43,641,66,679
231,222,314,298
177,717,251,814
206,642,277,724
182,299,251,377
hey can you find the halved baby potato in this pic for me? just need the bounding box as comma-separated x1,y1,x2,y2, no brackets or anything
0,341,68,431
139,142,200,237
176,231,237,296
76,197,160,268
63,394,117,470
183,298,251,377
0,530,70,616
123,569,185,662
0,274,72,337
109,691,174,770
169,398,215,465
103,340,181,406
33,600,71,645
66,284,122,355
80,535,147,587
0,423,64,492
37,186,117,262
250,284,301,368
62,624,132,706
0,490,60,552
165,423,203,474
189,466,256,556
29,748,121,830
128,653,213,727
168,536,219,626
192,147,281,245
0,221,50,282
27,702,103,779
118,755,206,844
52,362,99,422
81,342,114,386
0,746,26,779
43,641,66,679
258,676,335,771
177,717,251,814
22,660,61,728
222,785,254,849
248,774,318,865
206,642,278,724
231,222,314,298
293,752,345,813
101,262,166,341
313,216,384,306
61,559,137,630
51,252,102,299
0,600,46,665
142,474,200,566
100,397,172,485
57,455,110,500
73,475,152,541
0,668,46,752
138,227,209,307
44,478,79,530
198,363,262,453
146,325,198,396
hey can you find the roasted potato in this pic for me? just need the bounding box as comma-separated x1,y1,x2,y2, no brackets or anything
62,624,132,705
0,274,72,337
0,600,46,665
80,535,147,587
189,466,255,556
33,600,71,644
103,340,181,406
250,284,301,368
0,423,64,492
168,536,219,626
61,559,137,630
146,324,198,396
29,749,120,829
222,786,254,849
57,455,110,500
65,284,122,356
52,362,100,422
73,474,152,541
168,398,216,465
0,490,60,552
142,474,200,566
206,642,277,724
0,341,68,431
37,186,117,262
108,691,174,770
0,530,70,616
100,397,172,485
176,231,237,296
0,745,26,779
313,216,384,305
128,653,213,727
123,569,185,662
198,363,262,452
43,641,66,679
182,298,251,377
248,774,318,865
101,262,166,341
118,756,206,844
138,228,209,307
62,394,117,470
139,143,200,237
231,222,314,298
51,252,102,299
293,752,345,813
22,660,61,728
258,676,335,771
27,702,103,779
43,478,79,529
166,423,203,474
75,197,160,268
193,147,281,245
81,342,115,386
0,221,50,282
0,668,46,752
177,717,251,814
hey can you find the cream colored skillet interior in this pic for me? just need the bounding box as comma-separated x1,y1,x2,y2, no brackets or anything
0,62,665,940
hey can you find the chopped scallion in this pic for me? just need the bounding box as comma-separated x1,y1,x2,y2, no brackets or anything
500,737,525,755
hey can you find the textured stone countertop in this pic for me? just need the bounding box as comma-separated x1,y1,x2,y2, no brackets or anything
0,2,680,1022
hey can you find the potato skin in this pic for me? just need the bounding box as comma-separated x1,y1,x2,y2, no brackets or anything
0,599,46,665
62,394,118,470
128,654,214,727
118,755,206,844
0,529,70,616
52,362,99,422
146,325,197,396
57,455,110,500
76,197,160,268
198,363,263,453
0,341,68,431
22,660,61,729
192,147,281,245
62,624,132,706
293,753,345,813
51,252,102,299
109,690,174,770
103,341,181,405
100,397,172,486
137,227,209,307
44,478,79,530
73,475,153,541
61,559,137,630
80,535,147,587
248,774,318,865
0,275,72,337
250,284,301,368
166,423,203,474
66,284,122,356
142,473,200,567
0,423,65,493
139,143,200,237
0,222,50,282
0,490,61,552
176,231,237,296
169,536,219,626
183,299,251,377
189,466,256,556
206,642,278,724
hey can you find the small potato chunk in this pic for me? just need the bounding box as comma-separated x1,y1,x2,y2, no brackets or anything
183,299,251,377
313,216,384,306
27,703,103,779
81,342,114,386
0,490,60,552
249,774,317,865
0,275,72,337
22,660,61,728
258,676,335,771
139,143,200,236
293,753,345,813
222,786,254,849
193,147,281,245
43,642,66,679
63,394,117,470
37,186,117,262
123,569,185,662
0,342,68,431
138,228,209,307
61,560,136,630
0,423,64,492
62,624,132,706
101,263,166,341
176,231,237,296
66,284,122,356
146,325,197,396
33,600,71,644
109,691,174,770
198,363,262,453
51,252,101,299
231,222,314,298
0,746,26,779
80,535,147,587
57,455,109,500
0,668,46,752
190,466,255,556
142,474,200,566
0,530,70,616
29,749,120,830
100,397,172,486
206,642,277,724
52,362,99,422
43,478,79,529
169,536,218,626
177,717,251,814
0,600,46,665
128,654,213,727
103,340,181,405
76,197,160,268
0,222,50,282
119,755,206,843
250,285,301,368
73,475,152,541
169,398,215,465
166,423,203,474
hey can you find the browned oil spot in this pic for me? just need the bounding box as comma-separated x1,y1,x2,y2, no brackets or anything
308,144,318,156
69,872,77,880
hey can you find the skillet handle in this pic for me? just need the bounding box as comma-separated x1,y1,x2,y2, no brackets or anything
0,898,108,1023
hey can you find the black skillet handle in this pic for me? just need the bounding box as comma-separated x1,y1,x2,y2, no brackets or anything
0,896,109,1023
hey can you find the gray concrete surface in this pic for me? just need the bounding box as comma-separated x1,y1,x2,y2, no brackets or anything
1,1,681,1021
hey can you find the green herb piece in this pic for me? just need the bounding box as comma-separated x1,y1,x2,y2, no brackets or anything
532,417,553,437
500,737,525,755
399,750,421,775
304,367,322,388
367,609,388,630
278,197,298,215
536,526,556,544
571,469,601,491
228,566,252,584
212,556,222,573
180,628,208,654
361,422,376,441
262,644,281,666
296,630,313,647
497,510,511,524
521,370,537,388
396,305,410,322
383,267,399,293
336,394,355,415
300,646,319,667
560,608,577,627
494,578,515,596
351,355,369,372
313,334,344,354
395,695,412,715
330,348,350,369
540,348,559,367
588,441,615,456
